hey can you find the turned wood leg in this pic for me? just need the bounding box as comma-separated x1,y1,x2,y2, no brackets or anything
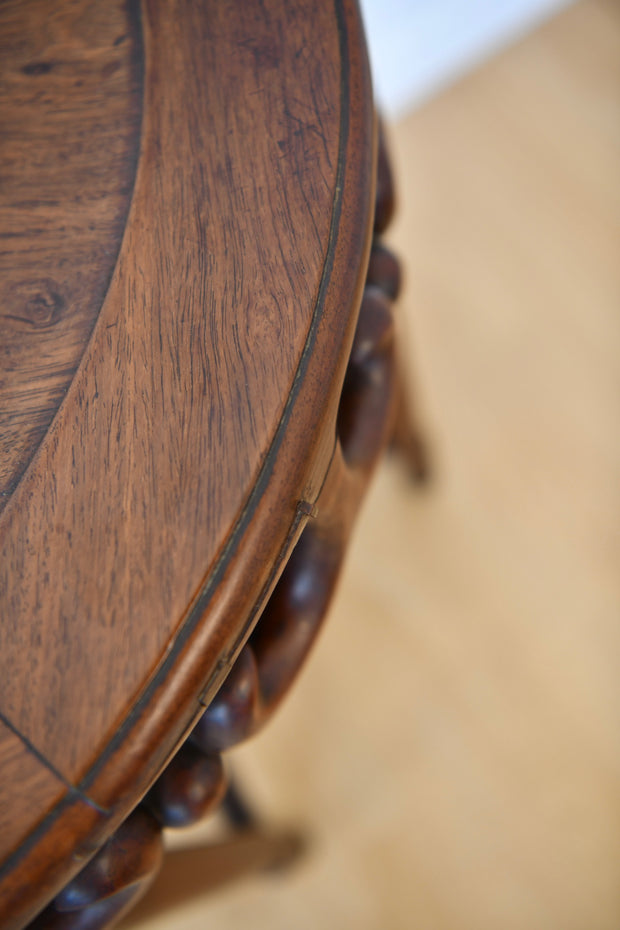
124,828,306,925
372,120,430,481
391,366,430,482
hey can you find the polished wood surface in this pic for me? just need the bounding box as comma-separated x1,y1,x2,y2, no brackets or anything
23,132,409,927
0,0,378,925
0,0,143,503
121,1,620,928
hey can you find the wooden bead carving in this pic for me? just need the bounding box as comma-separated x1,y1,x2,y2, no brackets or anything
27,886,141,930
337,286,396,470
53,809,162,912
144,744,226,828
366,241,402,301
250,524,341,717
191,645,261,753
374,121,395,233
30,808,163,929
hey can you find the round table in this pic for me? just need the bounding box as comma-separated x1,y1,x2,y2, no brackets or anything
0,1,418,926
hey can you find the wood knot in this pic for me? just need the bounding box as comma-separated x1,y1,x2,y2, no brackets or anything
21,61,55,76
3,280,65,330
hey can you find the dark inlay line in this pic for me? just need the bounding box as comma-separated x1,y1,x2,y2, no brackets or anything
0,709,108,816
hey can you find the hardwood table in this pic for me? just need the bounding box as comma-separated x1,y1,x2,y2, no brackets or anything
0,1,421,926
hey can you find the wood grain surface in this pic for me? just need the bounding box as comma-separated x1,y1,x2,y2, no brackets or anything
0,0,143,504
0,0,375,925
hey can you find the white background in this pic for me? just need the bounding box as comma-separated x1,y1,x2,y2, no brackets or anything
358,0,575,115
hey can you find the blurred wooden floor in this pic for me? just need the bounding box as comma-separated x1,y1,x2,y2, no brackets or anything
126,1,620,927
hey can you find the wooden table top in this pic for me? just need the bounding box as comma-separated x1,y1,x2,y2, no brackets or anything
0,0,374,923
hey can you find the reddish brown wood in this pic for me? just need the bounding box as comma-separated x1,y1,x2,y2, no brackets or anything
144,745,226,829
338,284,396,469
0,0,142,505
374,121,396,234
0,723,68,866
1,104,431,930
53,809,162,913
250,522,344,717
0,0,376,925
0,0,343,789
370,123,429,482
191,647,262,753
366,241,402,301
29,809,162,930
